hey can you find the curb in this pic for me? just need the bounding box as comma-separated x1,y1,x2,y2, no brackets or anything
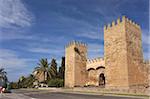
60,90,149,99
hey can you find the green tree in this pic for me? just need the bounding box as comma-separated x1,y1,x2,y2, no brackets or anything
49,58,57,79
10,82,18,89
18,74,36,88
48,78,64,87
0,68,8,87
24,74,35,88
58,57,65,79
34,58,51,82
18,76,26,88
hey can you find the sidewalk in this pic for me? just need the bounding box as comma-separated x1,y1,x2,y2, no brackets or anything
38,87,150,99
61,91,149,99
0,93,35,99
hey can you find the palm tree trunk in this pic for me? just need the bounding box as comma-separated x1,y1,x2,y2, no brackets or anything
45,72,47,81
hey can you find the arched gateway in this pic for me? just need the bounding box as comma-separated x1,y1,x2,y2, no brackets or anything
99,73,105,86
65,16,149,90
86,58,105,86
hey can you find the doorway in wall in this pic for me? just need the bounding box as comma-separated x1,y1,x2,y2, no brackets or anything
99,73,105,87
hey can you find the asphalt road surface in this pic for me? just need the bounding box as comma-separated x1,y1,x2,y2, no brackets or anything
0,89,146,99
26,92,144,99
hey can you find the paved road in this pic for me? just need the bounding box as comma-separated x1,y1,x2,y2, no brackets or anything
0,89,146,99
26,92,144,99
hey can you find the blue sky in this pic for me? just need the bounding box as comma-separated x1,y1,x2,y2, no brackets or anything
0,0,149,81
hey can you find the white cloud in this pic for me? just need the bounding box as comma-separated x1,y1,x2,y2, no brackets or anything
88,43,104,58
28,48,51,53
142,30,150,60
28,47,64,54
0,0,34,28
0,32,34,41
0,48,43,81
76,32,101,40
142,30,150,45
21,35,66,54
143,51,150,60
0,49,27,69
59,15,102,40
60,15,103,40
89,43,103,52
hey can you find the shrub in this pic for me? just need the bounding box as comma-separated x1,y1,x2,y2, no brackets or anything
48,78,64,87
9,82,18,89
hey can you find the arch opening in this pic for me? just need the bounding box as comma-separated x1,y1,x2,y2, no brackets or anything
99,73,105,87
96,66,105,70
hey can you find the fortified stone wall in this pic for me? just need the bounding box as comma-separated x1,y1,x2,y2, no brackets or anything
64,16,149,93
147,61,150,95
86,57,105,70
65,41,87,87
142,60,150,95
104,16,148,89
124,17,147,88
104,16,129,88
86,57,105,86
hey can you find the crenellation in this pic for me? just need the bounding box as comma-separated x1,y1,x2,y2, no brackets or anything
135,23,140,29
75,41,79,45
66,40,87,48
129,19,133,24
111,21,115,26
126,17,129,22
132,21,136,25
104,15,148,89
122,15,126,22
107,23,111,28
87,57,104,64
104,16,141,31
65,40,87,87
65,16,149,95
105,16,124,30
117,18,121,24
104,25,107,30
124,17,140,29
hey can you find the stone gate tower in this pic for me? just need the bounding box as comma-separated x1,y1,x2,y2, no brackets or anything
104,16,147,89
65,41,87,87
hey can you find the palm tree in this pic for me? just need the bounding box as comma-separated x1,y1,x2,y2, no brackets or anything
0,68,8,87
34,58,52,82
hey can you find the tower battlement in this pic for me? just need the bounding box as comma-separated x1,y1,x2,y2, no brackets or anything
86,57,105,70
104,16,146,89
66,40,87,48
65,40,87,87
104,16,140,31
87,57,104,64
65,16,148,89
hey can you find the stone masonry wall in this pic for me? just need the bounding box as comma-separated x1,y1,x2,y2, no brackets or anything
64,16,149,95
86,57,105,70
104,16,129,88
104,16,148,89
65,41,87,87
125,17,147,87
86,57,105,86
65,42,75,87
